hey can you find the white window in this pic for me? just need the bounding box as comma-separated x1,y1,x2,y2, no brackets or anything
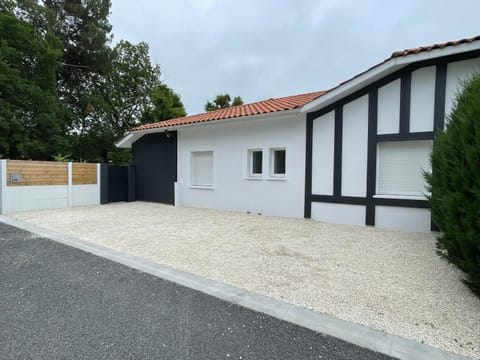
270,148,286,177
191,151,213,187
377,141,432,197
248,149,263,177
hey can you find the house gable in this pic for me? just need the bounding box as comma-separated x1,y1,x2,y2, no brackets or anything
304,37,480,232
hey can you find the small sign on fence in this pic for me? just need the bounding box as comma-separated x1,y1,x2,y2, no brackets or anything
8,173,23,183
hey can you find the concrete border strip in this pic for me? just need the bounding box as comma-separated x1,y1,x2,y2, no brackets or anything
0,215,471,360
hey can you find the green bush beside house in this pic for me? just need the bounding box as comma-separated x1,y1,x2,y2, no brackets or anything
426,72,480,296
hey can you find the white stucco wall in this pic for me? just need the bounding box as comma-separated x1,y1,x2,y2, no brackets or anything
341,95,368,197
375,206,431,232
311,203,366,226
72,184,99,207
445,57,480,119
4,185,69,213
311,111,334,195
377,79,400,134
410,66,436,132
177,113,306,218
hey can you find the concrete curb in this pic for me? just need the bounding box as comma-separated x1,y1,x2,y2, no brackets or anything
0,215,471,360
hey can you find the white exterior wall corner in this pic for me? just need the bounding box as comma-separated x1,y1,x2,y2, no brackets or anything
176,113,306,218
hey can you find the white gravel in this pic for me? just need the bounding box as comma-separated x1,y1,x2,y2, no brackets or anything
10,202,480,359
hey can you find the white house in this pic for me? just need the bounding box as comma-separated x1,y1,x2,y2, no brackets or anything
118,92,324,218
118,35,480,232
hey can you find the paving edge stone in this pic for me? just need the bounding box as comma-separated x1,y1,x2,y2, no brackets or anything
0,215,472,360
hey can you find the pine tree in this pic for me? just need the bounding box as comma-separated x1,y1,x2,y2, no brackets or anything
426,72,480,295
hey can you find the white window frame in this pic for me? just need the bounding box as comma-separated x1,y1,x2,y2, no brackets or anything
190,150,214,188
375,140,432,198
269,147,286,178
247,149,263,178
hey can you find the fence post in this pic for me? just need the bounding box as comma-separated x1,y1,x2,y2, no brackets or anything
96,163,101,204
100,164,109,204
67,162,72,207
0,159,6,214
127,165,135,202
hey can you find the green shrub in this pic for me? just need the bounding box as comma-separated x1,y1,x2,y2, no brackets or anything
425,72,480,295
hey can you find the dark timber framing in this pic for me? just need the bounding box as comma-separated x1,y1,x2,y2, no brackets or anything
433,63,448,136
333,108,343,197
399,73,411,134
365,90,378,226
304,50,480,226
304,116,314,218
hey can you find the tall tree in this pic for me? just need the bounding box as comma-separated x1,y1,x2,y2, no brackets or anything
17,0,113,134
425,73,480,295
2,1,186,163
142,84,186,123
0,10,65,159
80,40,186,162
97,40,162,139
205,93,243,111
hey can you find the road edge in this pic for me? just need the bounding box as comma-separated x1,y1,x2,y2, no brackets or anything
0,215,471,360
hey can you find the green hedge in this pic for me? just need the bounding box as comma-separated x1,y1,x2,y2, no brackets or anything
426,72,480,295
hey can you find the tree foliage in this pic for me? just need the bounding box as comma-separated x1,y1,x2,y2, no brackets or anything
16,0,113,133
45,0,112,132
142,84,186,123
425,73,480,295
205,93,243,111
97,41,160,137
1,1,186,163
0,10,66,159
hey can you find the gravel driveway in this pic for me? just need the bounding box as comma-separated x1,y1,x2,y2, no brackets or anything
10,202,480,359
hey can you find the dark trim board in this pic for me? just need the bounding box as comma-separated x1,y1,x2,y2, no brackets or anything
376,131,434,142
433,63,447,136
399,73,411,134
302,49,477,228
304,115,314,218
373,197,429,208
311,195,366,205
310,195,429,209
333,108,343,197
366,89,378,226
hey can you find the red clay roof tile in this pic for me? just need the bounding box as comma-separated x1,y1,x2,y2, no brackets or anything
390,35,480,58
133,91,326,131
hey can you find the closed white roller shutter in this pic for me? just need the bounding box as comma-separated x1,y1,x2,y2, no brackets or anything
191,151,213,186
377,141,432,196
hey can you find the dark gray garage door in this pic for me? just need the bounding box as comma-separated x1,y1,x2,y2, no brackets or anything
131,132,177,205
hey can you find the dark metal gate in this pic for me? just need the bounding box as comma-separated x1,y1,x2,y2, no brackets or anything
100,164,135,204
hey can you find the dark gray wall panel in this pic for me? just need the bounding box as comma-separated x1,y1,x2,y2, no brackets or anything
132,132,177,205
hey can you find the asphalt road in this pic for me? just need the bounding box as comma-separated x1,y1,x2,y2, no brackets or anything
0,222,395,360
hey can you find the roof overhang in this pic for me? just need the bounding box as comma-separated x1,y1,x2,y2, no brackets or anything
301,41,480,114
116,109,300,148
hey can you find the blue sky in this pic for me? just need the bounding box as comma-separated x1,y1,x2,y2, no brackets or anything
109,0,480,115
